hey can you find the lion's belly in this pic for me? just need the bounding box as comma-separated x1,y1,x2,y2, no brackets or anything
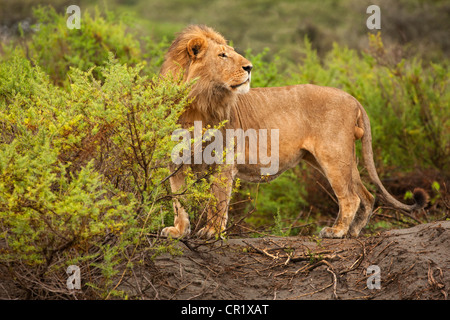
235,148,306,183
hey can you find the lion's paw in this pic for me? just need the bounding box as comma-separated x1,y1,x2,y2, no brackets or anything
319,226,346,239
161,226,187,239
348,226,362,238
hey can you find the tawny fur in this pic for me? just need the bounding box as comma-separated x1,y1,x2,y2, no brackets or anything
160,25,428,239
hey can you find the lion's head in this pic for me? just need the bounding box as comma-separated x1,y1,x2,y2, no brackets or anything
160,25,253,121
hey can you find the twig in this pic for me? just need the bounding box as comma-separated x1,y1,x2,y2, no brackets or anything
222,207,256,235
262,248,279,260
290,260,338,299
242,240,278,259
339,239,365,275
375,240,396,259
187,256,218,275
291,249,344,263
131,268,143,296
159,164,183,185
144,275,159,300
316,181,338,205
288,281,334,299
106,201,157,299
326,266,338,300
235,225,276,238
373,207,418,226
427,260,447,299
284,251,293,266
294,260,326,275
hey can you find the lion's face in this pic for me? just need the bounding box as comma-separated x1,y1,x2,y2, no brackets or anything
160,25,253,120
186,38,253,95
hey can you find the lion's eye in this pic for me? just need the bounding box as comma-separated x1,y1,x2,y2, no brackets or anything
218,52,227,58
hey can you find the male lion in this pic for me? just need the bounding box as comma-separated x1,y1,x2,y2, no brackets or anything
160,25,428,239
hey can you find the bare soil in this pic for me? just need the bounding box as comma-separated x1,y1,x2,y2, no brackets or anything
1,221,448,300
124,220,449,300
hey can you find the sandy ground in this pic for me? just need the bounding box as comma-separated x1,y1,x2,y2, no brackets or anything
132,220,449,300
1,220,448,300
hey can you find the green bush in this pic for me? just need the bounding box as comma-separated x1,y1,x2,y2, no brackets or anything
0,7,224,298
0,49,195,298
15,6,142,86
243,168,308,236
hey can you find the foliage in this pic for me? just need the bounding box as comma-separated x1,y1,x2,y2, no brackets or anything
0,47,195,298
14,6,142,86
105,0,449,63
244,48,284,88
243,169,308,236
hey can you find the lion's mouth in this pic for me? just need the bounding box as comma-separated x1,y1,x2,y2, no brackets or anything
230,78,250,89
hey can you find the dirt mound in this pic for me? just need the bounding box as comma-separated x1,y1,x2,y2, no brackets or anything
1,221,448,300
138,220,449,300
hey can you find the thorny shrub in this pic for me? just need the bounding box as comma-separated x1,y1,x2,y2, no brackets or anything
0,50,207,298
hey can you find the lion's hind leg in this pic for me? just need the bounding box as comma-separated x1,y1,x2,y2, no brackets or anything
303,150,360,238
348,163,375,237
309,146,360,238
318,182,360,238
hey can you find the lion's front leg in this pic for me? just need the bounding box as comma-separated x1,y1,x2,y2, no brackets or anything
161,167,191,239
197,165,237,239
161,198,191,238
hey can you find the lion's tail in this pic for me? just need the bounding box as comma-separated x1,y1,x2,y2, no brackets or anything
357,102,428,212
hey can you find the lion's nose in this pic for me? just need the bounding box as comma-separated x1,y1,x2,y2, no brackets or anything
242,65,253,73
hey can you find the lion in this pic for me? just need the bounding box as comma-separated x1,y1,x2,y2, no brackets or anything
160,25,428,239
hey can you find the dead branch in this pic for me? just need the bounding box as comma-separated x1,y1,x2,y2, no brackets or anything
316,180,338,205
326,266,338,300
339,239,365,275
288,280,333,299
242,240,276,259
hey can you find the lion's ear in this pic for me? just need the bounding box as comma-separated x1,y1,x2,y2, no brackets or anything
187,37,208,59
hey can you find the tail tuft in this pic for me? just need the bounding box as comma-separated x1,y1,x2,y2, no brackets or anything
413,188,429,209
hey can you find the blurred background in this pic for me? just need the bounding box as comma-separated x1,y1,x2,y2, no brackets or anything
1,0,449,62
